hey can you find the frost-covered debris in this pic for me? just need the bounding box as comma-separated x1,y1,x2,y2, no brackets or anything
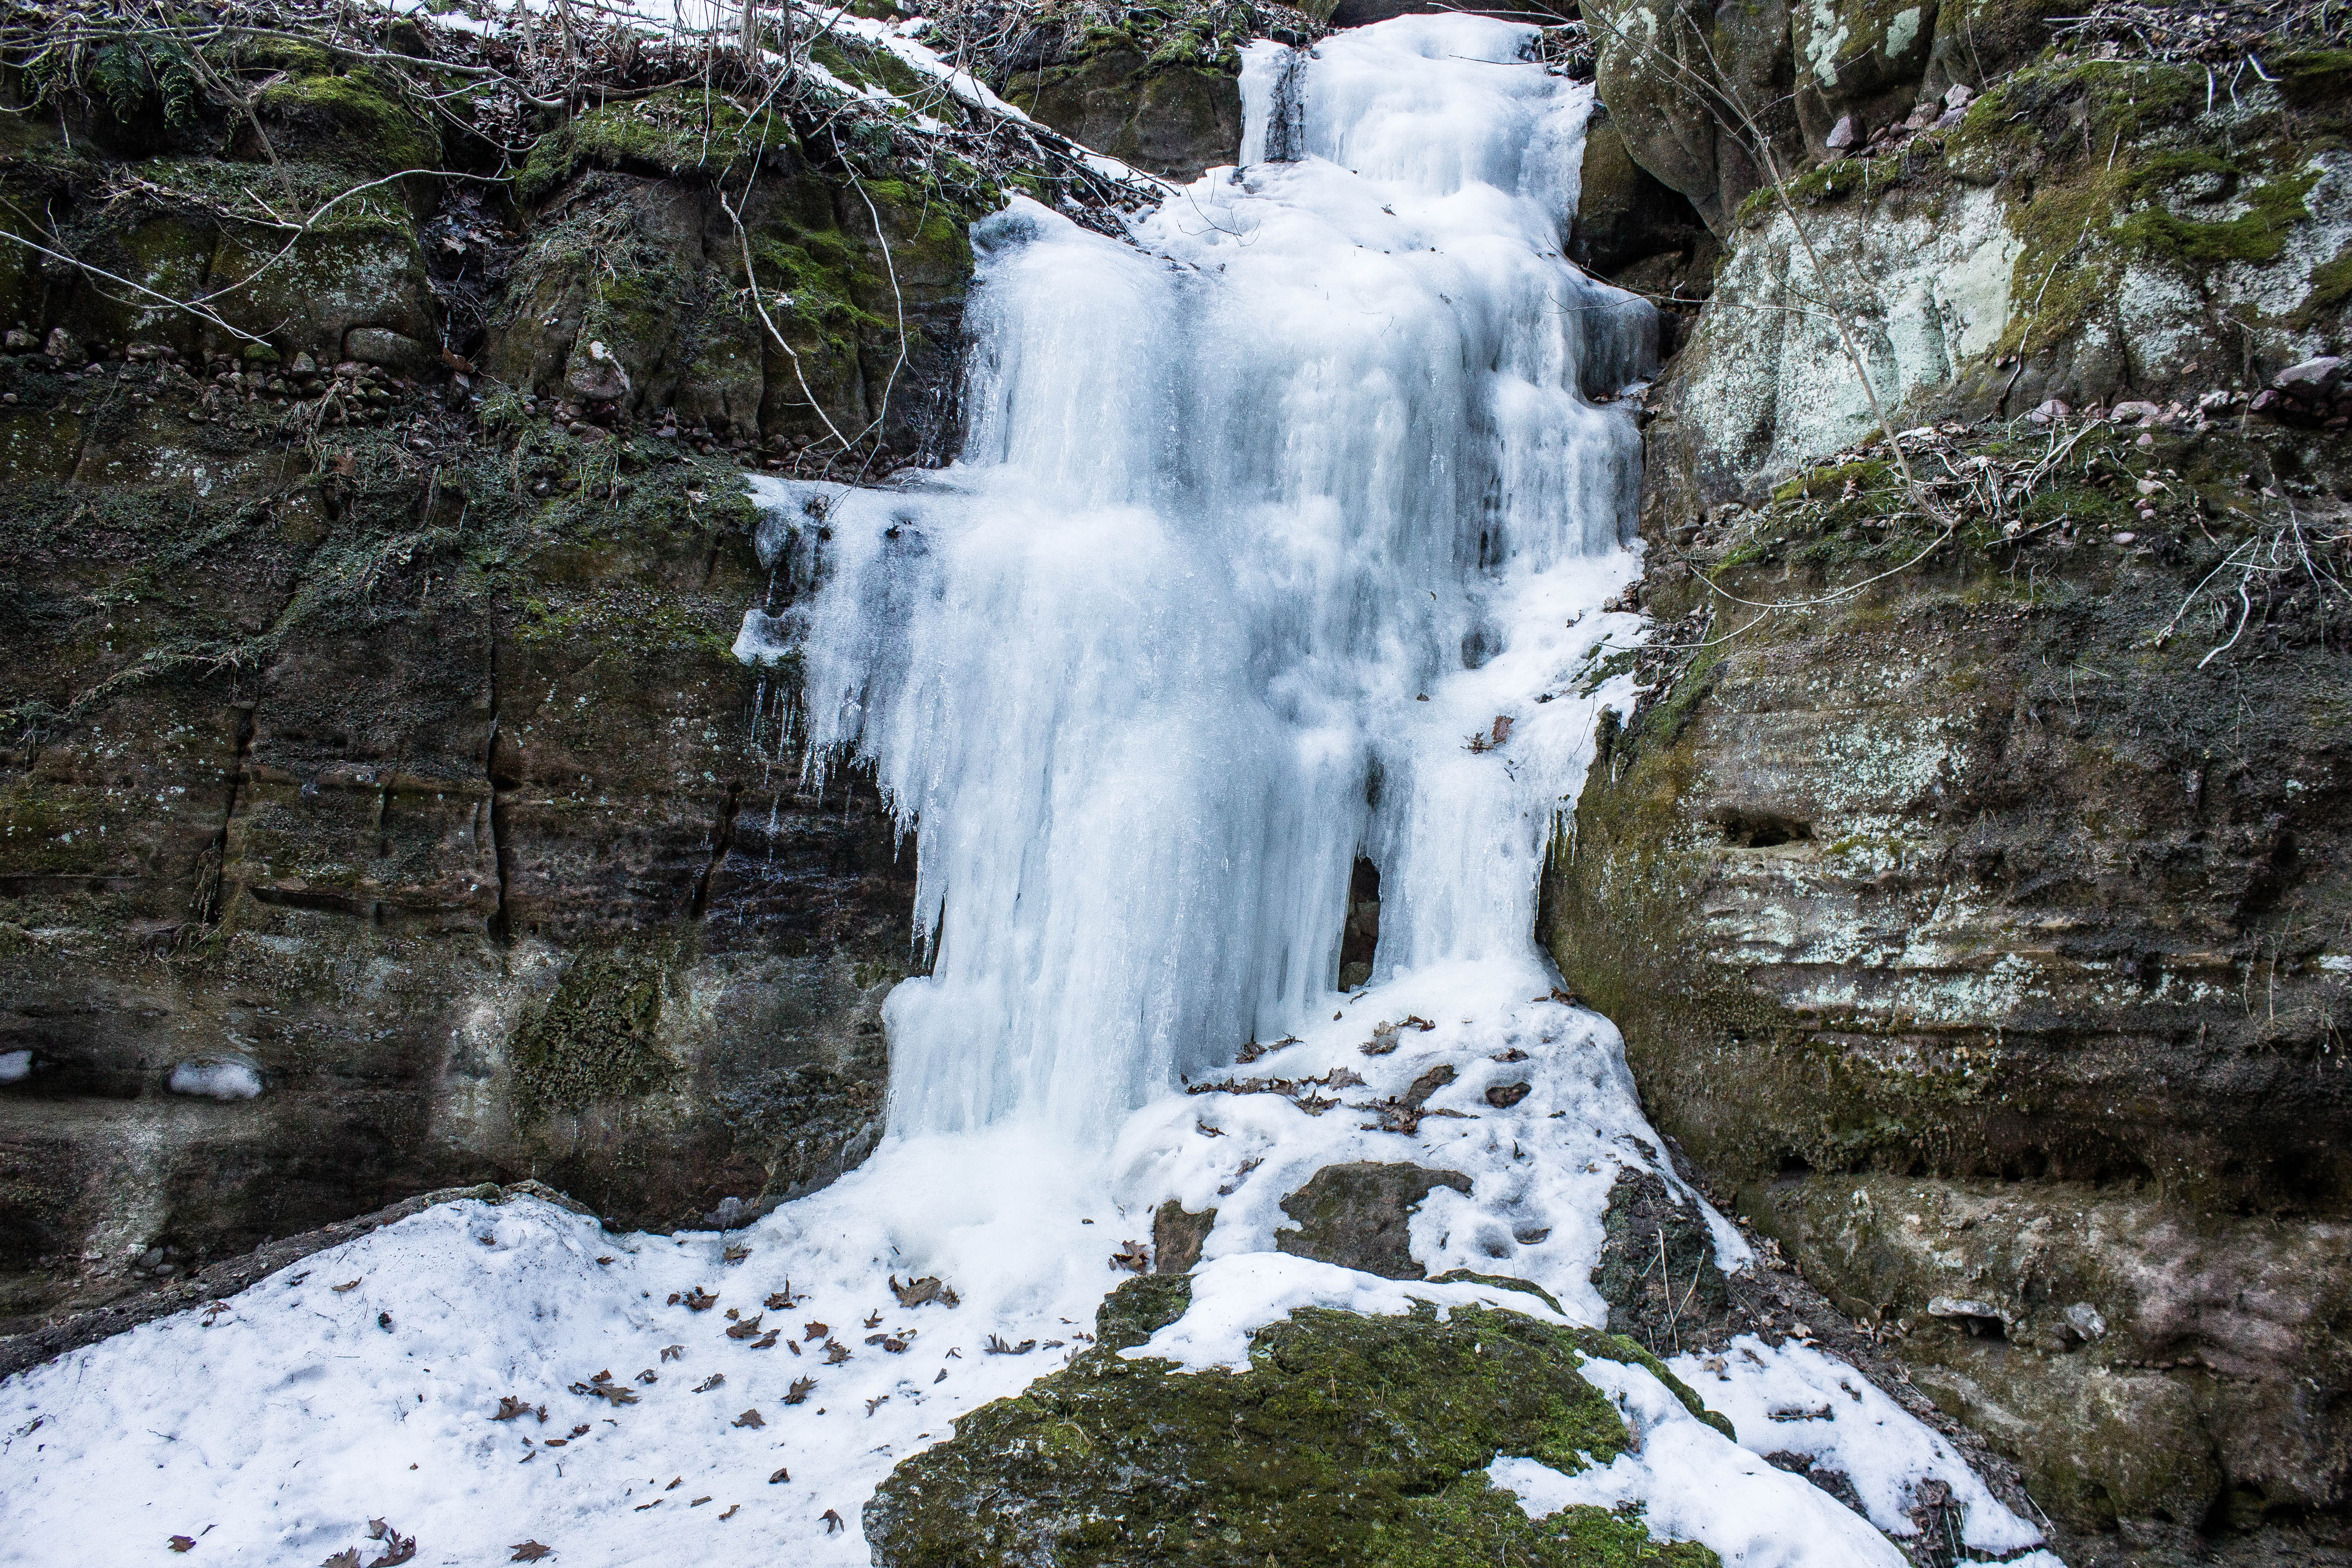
1669,1337,2047,1561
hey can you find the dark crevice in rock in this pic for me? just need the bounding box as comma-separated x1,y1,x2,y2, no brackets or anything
689,780,744,920
1337,853,1379,990
192,704,255,928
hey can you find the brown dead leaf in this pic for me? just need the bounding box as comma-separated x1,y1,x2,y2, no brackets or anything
769,1466,792,1483
660,1345,684,1362
751,1332,779,1349
322,1552,361,1568
507,1544,553,1563
1109,1240,1149,1273
890,1275,960,1309
865,1395,888,1417
784,1377,815,1405
862,1310,882,1329
732,1408,765,1429
721,1243,751,1264
492,1396,542,1422
725,1313,765,1340
802,1321,828,1341
822,1509,845,1534
822,1340,851,1364
169,1540,196,1555
692,1374,725,1393
719,1504,739,1521
682,1288,717,1311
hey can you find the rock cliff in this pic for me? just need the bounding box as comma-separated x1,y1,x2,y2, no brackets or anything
1550,1,2352,1560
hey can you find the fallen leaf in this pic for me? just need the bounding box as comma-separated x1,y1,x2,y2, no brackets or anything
660,1345,683,1362
542,1438,567,1448
722,1243,750,1264
786,1339,801,1356
984,1335,1036,1356
822,1509,844,1534
492,1396,542,1422
726,1313,765,1340
632,1500,661,1513
169,1540,196,1555
719,1505,739,1521
508,1544,553,1563
865,1395,889,1417
570,1381,638,1406
732,1408,765,1429
665,1477,682,1490
862,1310,882,1329
595,1256,614,1265
635,1369,657,1384
322,1552,361,1568
1110,1240,1149,1273
880,1336,908,1353
889,1275,959,1310
769,1466,792,1484
751,1332,779,1349
690,1496,712,1507
365,1521,416,1566
784,1377,815,1406
682,1288,717,1312
802,1322,829,1341
823,1340,852,1365
570,1425,588,1436
692,1374,725,1393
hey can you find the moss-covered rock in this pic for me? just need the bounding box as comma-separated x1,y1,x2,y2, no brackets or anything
866,1274,1727,1567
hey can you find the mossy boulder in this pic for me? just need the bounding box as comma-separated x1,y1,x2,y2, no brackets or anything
866,1274,1728,1568
1002,47,1243,181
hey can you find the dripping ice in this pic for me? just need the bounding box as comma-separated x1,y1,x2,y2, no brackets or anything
755,16,1656,1139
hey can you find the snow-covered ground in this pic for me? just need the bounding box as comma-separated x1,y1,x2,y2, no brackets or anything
0,967,2051,1566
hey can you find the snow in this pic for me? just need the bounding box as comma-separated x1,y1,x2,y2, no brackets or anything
1123,1251,1574,1372
0,1049,29,1084
1669,1335,2047,1556
0,16,2053,1568
167,1060,265,1100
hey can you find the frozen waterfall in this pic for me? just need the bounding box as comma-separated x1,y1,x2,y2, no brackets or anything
751,15,1655,1139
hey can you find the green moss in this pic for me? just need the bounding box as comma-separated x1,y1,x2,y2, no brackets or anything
258,66,440,173
2116,169,2317,266
2294,243,2352,329
518,88,799,201
867,1277,1724,1567
2271,49,2352,110
509,944,683,1120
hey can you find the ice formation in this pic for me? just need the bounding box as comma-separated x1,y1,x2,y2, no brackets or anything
0,18,2052,1567
773,13,1651,1138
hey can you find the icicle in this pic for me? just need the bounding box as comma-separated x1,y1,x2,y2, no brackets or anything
760,15,1655,1142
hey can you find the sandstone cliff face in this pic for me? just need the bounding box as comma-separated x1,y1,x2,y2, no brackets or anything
1551,9,2352,1561
0,17,1047,1333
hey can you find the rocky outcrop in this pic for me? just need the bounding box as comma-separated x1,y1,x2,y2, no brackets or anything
0,10,1125,1332
865,1272,1728,1567
1552,8,2352,1562
926,0,1322,181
